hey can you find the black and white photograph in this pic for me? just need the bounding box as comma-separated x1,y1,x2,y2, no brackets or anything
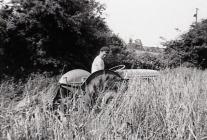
0,0,207,139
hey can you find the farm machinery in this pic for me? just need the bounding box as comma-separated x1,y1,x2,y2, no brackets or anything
54,65,160,112
12,65,160,113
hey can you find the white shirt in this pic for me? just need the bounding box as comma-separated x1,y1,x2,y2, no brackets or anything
91,55,104,73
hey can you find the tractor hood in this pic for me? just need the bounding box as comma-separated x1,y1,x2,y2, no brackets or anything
116,69,160,79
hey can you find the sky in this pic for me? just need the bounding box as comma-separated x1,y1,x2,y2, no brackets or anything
97,0,207,47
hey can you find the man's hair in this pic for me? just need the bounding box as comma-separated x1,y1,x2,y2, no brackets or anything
100,46,110,52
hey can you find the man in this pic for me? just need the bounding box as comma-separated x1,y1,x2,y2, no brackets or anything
91,46,110,73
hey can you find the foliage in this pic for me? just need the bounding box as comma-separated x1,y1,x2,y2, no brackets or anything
127,38,143,50
105,44,137,69
135,52,165,70
0,0,165,79
106,45,165,70
164,19,207,69
0,0,113,77
143,46,164,53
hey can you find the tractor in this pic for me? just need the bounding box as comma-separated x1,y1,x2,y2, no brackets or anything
53,65,160,112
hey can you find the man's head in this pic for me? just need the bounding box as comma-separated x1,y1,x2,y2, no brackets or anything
99,46,110,58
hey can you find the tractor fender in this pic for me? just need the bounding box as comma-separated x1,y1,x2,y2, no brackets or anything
59,69,90,85
81,69,123,92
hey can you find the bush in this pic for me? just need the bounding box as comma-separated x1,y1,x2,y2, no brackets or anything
105,45,137,69
135,52,165,70
163,19,207,69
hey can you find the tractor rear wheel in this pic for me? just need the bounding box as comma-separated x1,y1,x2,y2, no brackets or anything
81,70,124,112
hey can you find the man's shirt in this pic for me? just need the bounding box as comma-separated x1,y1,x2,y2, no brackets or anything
91,55,104,73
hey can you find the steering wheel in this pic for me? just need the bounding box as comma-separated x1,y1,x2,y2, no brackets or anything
109,65,125,71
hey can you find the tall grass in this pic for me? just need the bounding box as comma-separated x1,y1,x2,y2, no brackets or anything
1,67,207,140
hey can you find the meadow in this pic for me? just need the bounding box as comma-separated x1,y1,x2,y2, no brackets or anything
0,67,207,140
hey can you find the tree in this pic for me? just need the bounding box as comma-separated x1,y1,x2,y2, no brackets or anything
164,19,207,69
0,0,111,77
127,38,143,50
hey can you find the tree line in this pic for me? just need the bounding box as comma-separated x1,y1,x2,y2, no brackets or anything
0,0,207,79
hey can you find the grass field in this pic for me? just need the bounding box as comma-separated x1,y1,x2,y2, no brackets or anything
1,67,207,140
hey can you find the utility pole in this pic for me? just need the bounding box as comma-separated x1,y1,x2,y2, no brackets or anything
194,8,199,25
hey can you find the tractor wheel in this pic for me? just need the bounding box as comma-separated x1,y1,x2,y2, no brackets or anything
52,85,81,114
81,70,124,112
